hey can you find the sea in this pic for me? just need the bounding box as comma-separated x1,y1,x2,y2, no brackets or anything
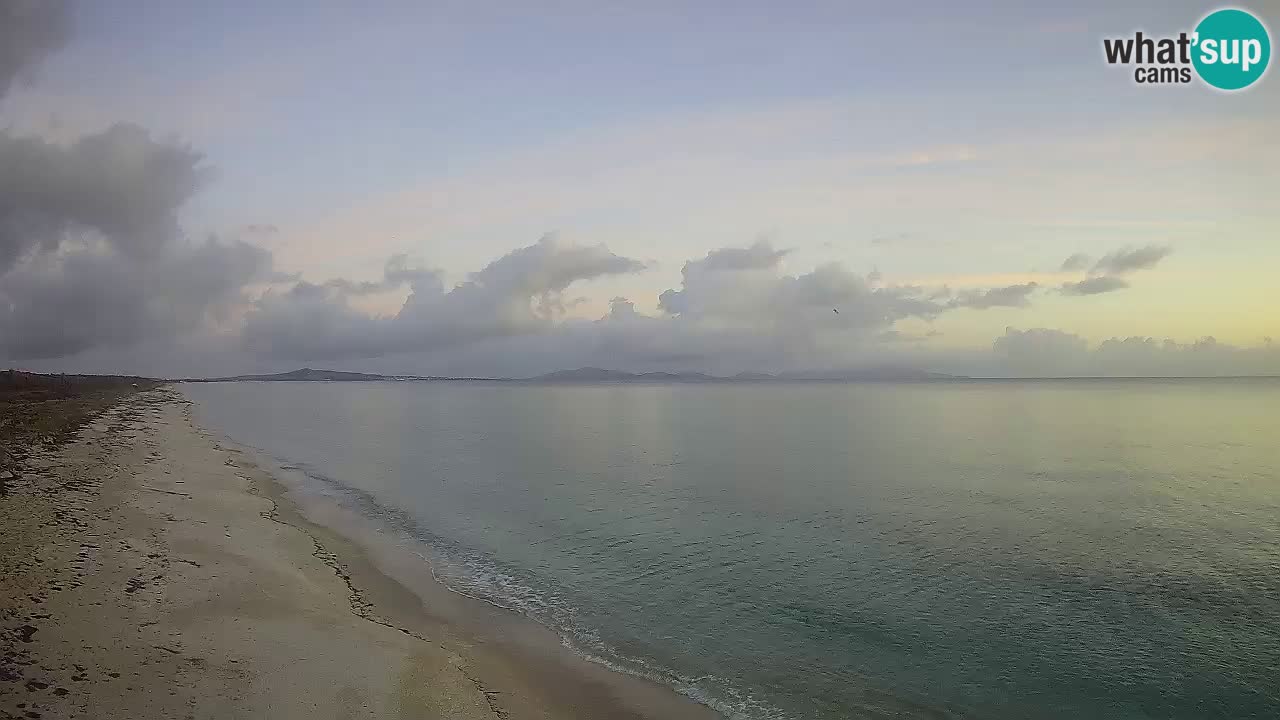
182,379,1280,719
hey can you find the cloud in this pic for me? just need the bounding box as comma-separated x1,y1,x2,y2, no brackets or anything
317,254,435,296
1090,245,1171,275
692,239,790,272
1060,275,1129,296
657,240,947,330
0,0,72,100
1054,245,1173,298
0,12,277,360
1060,253,1091,271
658,240,791,315
948,282,1039,309
246,236,1132,377
877,329,941,343
993,327,1090,375
0,124,276,358
245,238,1043,374
242,234,645,359
240,223,279,236
1,235,270,358
0,124,209,272
994,327,1280,377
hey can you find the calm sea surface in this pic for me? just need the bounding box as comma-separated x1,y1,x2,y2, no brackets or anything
183,380,1280,719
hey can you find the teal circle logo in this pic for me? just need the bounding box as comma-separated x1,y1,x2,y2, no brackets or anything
1192,8,1271,90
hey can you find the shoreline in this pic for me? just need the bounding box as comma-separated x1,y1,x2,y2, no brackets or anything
1,387,722,719
214,401,728,720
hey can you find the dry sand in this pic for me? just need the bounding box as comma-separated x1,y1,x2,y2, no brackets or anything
1,387,722,720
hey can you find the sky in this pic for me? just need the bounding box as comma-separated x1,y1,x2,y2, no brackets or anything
1,0,1278,378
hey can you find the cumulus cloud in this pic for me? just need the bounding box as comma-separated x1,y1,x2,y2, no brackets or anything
0,124,276,358
0,124,208,270
0,0,72,99
657,240,788,314
994,327,1280,377
246,238,1046,373
0,8,276,360
658,241,946,331
1,235,270,358
243,235,644,359
693,239,790,272
1060,275,1129,296
993,327,1090,376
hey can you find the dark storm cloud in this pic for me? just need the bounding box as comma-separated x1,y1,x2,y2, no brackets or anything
0,0,72,100
1060,275,1129,296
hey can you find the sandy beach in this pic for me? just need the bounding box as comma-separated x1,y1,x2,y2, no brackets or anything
0,386,721,720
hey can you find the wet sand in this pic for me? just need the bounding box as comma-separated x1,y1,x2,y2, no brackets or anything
1,386,721,719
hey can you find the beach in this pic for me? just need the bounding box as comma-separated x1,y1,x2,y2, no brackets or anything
0,385,721,720
6,379,1278,720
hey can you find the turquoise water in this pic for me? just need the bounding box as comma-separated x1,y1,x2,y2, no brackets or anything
183,380,1280,719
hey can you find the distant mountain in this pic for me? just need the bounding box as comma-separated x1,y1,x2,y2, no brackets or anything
534,367,633,382
635,371,717,382
532,367,719,383
185,366,965,384
189,368,398,382
528,367,960,383
732,371,778,381
777,366,956,381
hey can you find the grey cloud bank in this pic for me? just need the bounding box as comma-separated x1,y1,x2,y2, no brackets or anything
994,328,1280,378
242,235,643,360
0,0,273,360
244,235,1049,372
0,123,274,358
232,237,1275,378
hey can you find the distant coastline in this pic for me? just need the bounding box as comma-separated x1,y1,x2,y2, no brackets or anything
176,366,1280,385
181,366,964,384
9,368,1277,386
